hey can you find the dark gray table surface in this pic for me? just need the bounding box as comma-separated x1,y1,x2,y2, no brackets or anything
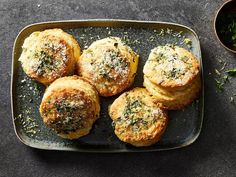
0,0,236,176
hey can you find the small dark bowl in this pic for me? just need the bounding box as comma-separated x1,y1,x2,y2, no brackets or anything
214,0,236,53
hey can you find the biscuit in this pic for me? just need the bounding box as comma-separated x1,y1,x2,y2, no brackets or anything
143,45,200,89
39,76,100,139
143,74,201,110
77,37,139,96
109,87,168,147
19,29,80,85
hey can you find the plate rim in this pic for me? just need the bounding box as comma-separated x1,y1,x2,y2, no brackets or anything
11,19,204,152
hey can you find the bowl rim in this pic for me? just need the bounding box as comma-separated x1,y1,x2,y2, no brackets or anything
214,0,236,53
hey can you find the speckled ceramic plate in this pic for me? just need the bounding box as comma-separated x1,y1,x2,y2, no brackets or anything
11,19,204,152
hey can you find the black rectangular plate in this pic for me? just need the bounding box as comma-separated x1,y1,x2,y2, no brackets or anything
11,19,204,152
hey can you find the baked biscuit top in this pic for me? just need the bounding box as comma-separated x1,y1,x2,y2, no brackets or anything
19,29,80,85
143,45,200,88
41,90,93,134
109,88,167,136
23,35,69,77
78,37,139,96
39,76,100,136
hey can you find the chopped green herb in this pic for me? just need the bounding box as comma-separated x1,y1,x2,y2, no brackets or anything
158,29,165,36
218,14,236,48
215,75,228,92
187,63,193,68
149,36,155,42
95,49,129,81
180,56,188,62
166,43,175,49
34,50,61,76
215,69,221,76
184,38,192,46
215,79,224,91
226,68,236,76
223,75,229,81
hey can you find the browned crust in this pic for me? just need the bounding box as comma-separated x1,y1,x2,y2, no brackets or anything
109,87,168,147
118,116,168,147
19,29,81,85
39,76,100,139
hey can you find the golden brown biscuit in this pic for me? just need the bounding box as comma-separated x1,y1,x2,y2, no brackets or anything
109,87,168,147
39,76,100,139
77,37,139,97
143,74,201,110
143,45,200,89
19,29,81,85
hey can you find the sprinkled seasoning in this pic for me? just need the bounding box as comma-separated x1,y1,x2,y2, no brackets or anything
14,74,45,139
157,29,165,36
166,28,173,34
14,26,201,147
114,96,163,132
92,49,130,83
214,55,236,100
215,75,228,92
30,40,68,79
16,113,40,137
149,45,191,81
42,95,88,134
184,38,192,46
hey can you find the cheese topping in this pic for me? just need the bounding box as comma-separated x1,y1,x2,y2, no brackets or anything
92,49,130,83
144,45,197,85
114,95,164,133
32,39,68,78
78,37,138,96
42,92,91,134
20,35,70,80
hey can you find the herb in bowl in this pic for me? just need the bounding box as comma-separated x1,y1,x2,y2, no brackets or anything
218,14,236,49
